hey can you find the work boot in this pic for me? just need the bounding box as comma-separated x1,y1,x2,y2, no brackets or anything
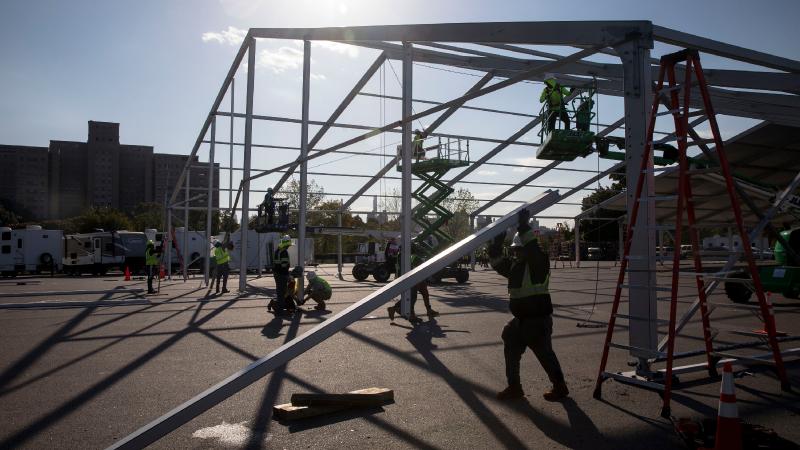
221,288,229,294
215,287,220,294
496,384,525,400
409,314,423,324
387,306,397,321
314,302,326,311
543,381,569,402
426,308,439,318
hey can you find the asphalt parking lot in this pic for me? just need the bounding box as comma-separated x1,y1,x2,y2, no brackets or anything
0,262,798,449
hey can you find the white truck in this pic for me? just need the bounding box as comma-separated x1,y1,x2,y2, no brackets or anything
0,225,63,276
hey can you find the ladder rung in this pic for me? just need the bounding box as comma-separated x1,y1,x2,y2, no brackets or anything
620,284,672,292
608,342,666,359
676,270,740,278
711,351,777,365
614,314,671,325
708,301,761,311
686,109,707,118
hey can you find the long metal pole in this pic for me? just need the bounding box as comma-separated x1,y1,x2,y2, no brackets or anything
167,209,172,279
298,40,311,293
205,118,216,286
229,78,234,210
400,42,413,318
239,37,256,292
184,169,190,281
337,206,343,279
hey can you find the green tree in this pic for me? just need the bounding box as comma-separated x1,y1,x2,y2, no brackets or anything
131,202,163,231
73,206,133,233
440,187,480,242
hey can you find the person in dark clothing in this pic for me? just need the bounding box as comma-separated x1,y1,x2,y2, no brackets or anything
489,208,568,402
384,237,400,278
269,235,293,315
387,250,438,323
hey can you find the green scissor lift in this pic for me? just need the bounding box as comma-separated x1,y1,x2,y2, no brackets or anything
398,137,471,283
536,89,597,161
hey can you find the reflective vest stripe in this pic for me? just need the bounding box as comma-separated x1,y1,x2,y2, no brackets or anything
214,248,230,265
509,271,549,299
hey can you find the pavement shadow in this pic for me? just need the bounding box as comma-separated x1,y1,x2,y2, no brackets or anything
505,397,614,449
261,316,288,339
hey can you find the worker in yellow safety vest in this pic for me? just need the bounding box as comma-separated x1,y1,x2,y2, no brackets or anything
211,241,231,294
413,129,426,161
145,240,161,294
489,208,568,402
540,76,571,132
270,235,293,315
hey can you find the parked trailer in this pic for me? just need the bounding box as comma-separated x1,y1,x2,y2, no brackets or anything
63,231,127,275
0,225,63,276
146,228,211,270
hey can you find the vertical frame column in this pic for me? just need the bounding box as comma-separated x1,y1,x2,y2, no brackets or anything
205,118,216,286
229,79,235,211
184,169,190,281
616,37,656,369
400,42,413,318
298,40,311,293
239,37,256,292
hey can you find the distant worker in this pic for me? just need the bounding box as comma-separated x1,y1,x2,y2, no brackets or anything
540,76,571,132
387,250,438,323
489,208,568,402
300,271,331,311
260,187,276,225
574,89,595,132
145,240,161,294
210,241,231,294
271,235,293,315
413,129,426,161
384,237,400,279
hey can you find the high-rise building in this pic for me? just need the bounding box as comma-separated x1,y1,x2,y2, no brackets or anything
0,145,50,220
0,121,218,221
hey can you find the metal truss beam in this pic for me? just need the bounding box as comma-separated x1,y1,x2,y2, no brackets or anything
107,190,561,450
251,21,652,46
341,70,495,210
653,25,800,73
272,52,387,192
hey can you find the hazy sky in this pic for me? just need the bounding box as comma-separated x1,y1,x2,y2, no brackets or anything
2,0,798,223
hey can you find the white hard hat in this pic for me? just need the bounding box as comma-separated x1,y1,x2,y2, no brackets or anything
306,271,316,280
510,232,523,248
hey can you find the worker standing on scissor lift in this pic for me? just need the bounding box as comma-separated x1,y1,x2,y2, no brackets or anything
540,75,571,132
490,209,569,401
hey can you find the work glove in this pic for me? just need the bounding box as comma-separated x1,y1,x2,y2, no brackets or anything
488,232,505,258
518,208,531,228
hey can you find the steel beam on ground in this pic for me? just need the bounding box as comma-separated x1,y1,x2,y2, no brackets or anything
239,37,256,292
341,70,495,210
615,37,657,366
298,40,311,295
400,42,413,318
106,190,561,450
169,31,250,206
273,52,387,192
0,289,144,298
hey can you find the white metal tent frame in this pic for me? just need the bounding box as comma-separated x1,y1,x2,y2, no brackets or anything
114,21,800,449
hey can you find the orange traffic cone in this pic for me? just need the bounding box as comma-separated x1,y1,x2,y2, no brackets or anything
704,362,742,450
124,266,131,281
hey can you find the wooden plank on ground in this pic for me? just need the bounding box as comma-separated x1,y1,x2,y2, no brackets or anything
291,387,393,407
273,387,393,421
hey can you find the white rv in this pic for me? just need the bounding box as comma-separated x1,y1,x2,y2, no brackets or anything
63,231,126,275
0,225,63,276
146,228,211,269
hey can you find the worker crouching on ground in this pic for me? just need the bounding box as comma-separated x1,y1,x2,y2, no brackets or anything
270,235,293,315
387,249,438,324
300,271,331,311
145,240,161,294
210,241,231,294
489,208,568,401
